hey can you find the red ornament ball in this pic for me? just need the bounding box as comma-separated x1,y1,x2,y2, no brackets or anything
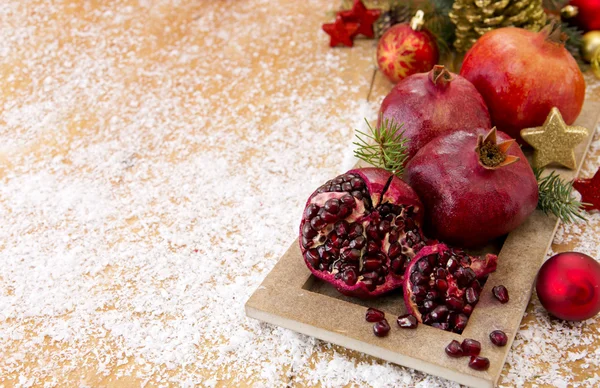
569,0,600,32
376,16,438,83
535,252,600,321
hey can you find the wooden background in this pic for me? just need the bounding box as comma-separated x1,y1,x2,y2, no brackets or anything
1,0,599,386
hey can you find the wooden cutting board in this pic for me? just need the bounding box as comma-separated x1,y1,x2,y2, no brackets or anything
246,82,600,388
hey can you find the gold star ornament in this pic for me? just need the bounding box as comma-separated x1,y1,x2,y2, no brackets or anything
520,108,589,170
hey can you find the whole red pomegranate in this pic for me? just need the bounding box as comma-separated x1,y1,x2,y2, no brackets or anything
403,244,498,332
405,128,538,248
379,65,491,162
536,252,600,321
299,168,426,298
460,26,586,144
569,0,600,32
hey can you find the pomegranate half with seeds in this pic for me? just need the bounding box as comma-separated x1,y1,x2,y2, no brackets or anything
403,244,497,333
300,168,426,298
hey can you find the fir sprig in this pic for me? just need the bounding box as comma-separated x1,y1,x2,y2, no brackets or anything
353,116,408,176
534,168,588,224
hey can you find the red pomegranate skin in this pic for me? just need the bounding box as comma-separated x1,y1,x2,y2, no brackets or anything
379,66,491,162
405,128,539,248
536,252,600,321
460,27,586,144
570,0,600,32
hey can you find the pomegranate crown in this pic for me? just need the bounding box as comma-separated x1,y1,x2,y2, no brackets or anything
429,65,454,87
475,128,520,170
540,21,568,46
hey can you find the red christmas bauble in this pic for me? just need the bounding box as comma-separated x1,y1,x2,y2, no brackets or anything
376,21,438,83
536,252,600,321
569,0,600,32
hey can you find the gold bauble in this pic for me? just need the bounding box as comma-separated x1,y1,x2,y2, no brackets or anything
592,48,600,80
582,31,600,63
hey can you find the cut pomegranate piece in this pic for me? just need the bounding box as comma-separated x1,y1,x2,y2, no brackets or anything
461,339,481,356
396,314,418,328
300,168,426,298
403,244,497,333
492,285,509,303
365,308,385,322
373,319,391,337
489,330,508,346
469,356,490,371
445,340,463,357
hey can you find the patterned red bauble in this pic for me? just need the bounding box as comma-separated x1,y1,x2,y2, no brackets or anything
569,0,600,32
376,11,438,83
536,252,600,321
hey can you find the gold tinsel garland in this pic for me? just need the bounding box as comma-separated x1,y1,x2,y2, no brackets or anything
449,0,547,52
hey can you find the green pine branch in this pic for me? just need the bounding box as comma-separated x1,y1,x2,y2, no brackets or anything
353,116,408,177
534,168,588,224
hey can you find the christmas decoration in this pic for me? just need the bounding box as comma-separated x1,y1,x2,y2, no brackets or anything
339,0,382,39
573,168,600,211
374,11,394,39
535,169,588,223
568,0,600,32
449,0,547,53
520,108,589,170
536,252,600,321
376,11,439,83
322,15,359,47
592,47,600,79
460,25,586,144
582,31,600,62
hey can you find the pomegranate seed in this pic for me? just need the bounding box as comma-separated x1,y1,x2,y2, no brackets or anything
452,313,469,333
373,319,391,337
461,339,481,356
396,314,418,328
445,340,463,357
430,305,449,322
468,356,490,371
492,285,509,303
422,300,437,312
462,304,474,316
342,269,357,286
435,279,448,291
445,296,464,311
365,308,385,322
465,287,479,304
432,322,449,330
489,330,508,346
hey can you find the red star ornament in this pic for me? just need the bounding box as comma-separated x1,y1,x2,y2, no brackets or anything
574,168,600,211
322,15,359,47
339,0,381,39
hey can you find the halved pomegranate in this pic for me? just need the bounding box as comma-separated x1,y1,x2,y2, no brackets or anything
300,168,426,298
403,244,497,333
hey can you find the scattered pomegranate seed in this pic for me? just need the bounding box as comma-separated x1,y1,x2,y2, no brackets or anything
492,285,509,303
468,356,490,371
489,330,508,346
373,319,391,337
461,338,481,356
396,314,418,329
365,307,385,322
445,340,463,357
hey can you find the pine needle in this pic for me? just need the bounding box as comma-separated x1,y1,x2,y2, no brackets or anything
353,116,408,177
534,168,588,224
